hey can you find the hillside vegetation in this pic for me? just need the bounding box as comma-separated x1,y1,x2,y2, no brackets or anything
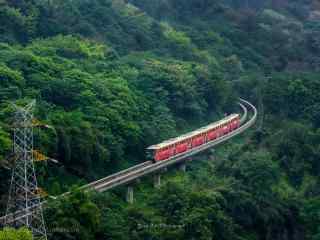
0,0,319,239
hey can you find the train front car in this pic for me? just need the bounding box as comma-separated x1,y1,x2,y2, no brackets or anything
146,141,176,163
146,146,156,162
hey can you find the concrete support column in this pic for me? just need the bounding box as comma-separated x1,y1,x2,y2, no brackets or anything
153,173,161,188
180,163,186,172
210,149,215,161
126,185,134,204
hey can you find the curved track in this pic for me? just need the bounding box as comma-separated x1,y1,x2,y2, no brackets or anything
239,102,248,125
1,98,257,224
91,98,257,192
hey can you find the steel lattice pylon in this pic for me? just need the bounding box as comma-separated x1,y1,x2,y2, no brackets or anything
5,101,47,240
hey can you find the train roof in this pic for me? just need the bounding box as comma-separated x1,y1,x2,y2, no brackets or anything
147,113,239,150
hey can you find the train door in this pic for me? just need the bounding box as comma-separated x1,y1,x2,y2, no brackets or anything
222,123,229,135
217,125,222,138
207,129,216,141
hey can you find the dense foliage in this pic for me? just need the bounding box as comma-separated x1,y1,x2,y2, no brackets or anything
0,228,32,240
0,0,319,240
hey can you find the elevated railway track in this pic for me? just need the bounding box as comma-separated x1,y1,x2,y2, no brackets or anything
1,98,257,225
88,98,256,192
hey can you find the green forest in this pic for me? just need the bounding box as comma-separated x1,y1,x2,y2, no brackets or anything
0,0,319,239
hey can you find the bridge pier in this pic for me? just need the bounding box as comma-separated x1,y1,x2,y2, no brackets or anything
179,163,186,172
153,173,161,188
209,149,215,161
126,185,134,204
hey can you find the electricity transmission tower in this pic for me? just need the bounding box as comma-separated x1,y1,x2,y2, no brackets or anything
5,100,48,240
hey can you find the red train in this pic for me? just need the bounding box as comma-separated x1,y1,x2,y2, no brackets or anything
146,114,240,162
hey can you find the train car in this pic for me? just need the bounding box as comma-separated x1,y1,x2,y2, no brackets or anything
146,114,240,162
191,133,206,148
175,140,190,154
